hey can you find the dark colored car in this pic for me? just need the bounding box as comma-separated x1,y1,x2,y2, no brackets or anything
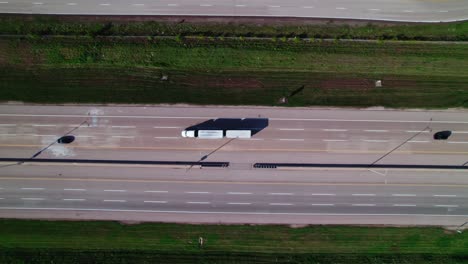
57,135,75,144
433,131,452,140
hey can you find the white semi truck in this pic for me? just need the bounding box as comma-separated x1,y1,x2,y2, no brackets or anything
181,130,251,139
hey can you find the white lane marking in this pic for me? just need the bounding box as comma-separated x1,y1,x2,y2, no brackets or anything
235,4,246,7
433,195,457,197
200,4,213,7
187,201,210,204
21,188,44,190
4,207,468,217
439,10,448,13
406,130,430,133
21,198,44,200
111,125,135,128
32,124,56,127
132,3,144,6
322,129,347,132
269,5,280,8
111,136,134,139
103,200,126,202
336,7,347,10
393,204,416,207
144,200,167,203
269,203,293,206
352,204,375,206
352,194,375,196
268,193,293,195
408,140,429,143
153,126,181,129
154,137,179,139
452,131,468,134
311,193,336,196
0,198,4,200
448,141,468,144
363,139,388,143
144,190,168,193
0,124,16,126
66,3,77,5
186,192,211,194
239,138,264,141
227,192,252,195
278,138,304,141
323,139,348,142
0,2,9,4
302,6,314,8
99,3,110,6
278,128,304,131
369,8,380,11
227,202,251,205
434,205,458,208
32,2,43,5
403,10,414,13
75,135,95,138
311,204,334,206
103,189,127,192
33,134,56,137
63,199,85,201
0,134,16,136
364,130,388,132
4,114,468,124
167,3,178,6
392,194,416,197
64,189,86,191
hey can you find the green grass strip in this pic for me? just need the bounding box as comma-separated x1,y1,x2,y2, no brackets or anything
1,15,468,41
0,220,467,263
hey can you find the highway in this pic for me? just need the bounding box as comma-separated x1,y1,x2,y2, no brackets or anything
0,0,467,22
0,104,467,226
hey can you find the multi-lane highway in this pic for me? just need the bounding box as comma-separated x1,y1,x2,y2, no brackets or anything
0,104,467,226
0,0,467,22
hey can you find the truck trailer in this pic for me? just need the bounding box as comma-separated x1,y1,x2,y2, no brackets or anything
181,130,251,139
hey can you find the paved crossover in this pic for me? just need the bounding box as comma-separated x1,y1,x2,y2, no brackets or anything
0,0,467,22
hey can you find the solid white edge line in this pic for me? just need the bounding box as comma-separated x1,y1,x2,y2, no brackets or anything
1,207,467,217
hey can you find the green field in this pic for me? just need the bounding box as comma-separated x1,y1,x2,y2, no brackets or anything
0,219,467,263
1,37,467,108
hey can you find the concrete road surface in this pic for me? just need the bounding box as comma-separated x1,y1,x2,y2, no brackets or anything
0,104,467,226
0,0,467,22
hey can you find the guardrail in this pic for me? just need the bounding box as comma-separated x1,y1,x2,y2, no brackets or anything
0,158,229,168
253,163,468,170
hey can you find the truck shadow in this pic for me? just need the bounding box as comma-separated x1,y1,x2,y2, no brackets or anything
184,118,269,136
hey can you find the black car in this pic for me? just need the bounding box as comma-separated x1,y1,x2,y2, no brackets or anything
57,135,75,144
433,131,452,140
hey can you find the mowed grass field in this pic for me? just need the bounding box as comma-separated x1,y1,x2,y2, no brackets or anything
1,37,468,108
0,219,467,263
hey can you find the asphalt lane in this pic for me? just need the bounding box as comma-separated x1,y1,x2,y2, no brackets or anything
0,104,467,225
0,0,467,22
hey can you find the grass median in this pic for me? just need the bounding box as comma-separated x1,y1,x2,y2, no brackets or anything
0,219,467,263
1,37,468,108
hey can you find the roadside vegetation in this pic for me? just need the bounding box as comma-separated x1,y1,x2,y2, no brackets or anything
1,36,467,108
0,219,467,263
